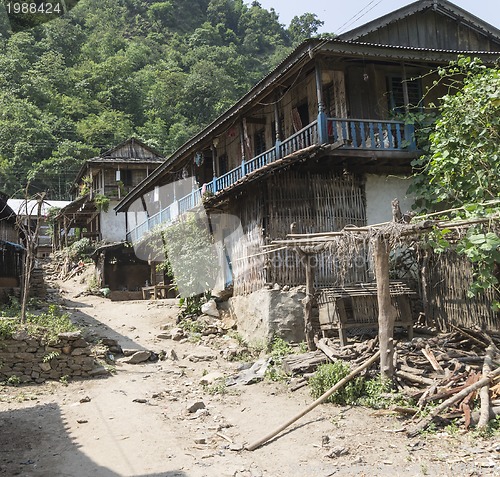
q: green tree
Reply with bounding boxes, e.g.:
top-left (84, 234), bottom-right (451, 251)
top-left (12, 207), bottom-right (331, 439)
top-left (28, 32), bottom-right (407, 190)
top-left (288, 13), bottom-right (324, 44)
top-left (411, 57), bottom-right (500, 306)
top-left (421, 58), bottom-right (500, 206)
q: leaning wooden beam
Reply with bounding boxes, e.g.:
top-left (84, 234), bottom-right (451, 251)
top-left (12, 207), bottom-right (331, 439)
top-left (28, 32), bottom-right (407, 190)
top-left (246, 351), bottom-right (380, 451)
top-left (233, 246), bottom-right (288, 262)
top-left (407, 364), bottom-right (500, 437)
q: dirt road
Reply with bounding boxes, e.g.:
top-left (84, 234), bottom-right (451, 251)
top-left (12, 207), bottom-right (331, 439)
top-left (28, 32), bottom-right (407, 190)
top-left (0, 275), bottom-right (498, 476)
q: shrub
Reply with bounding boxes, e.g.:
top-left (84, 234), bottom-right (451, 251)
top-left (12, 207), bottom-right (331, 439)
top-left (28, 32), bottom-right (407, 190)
top-left (309, 361), bottom-right (365, 405)
top-left (0, 304), bottom-right (78, 344)
top-left (67, 238), bottom-right (93, 262)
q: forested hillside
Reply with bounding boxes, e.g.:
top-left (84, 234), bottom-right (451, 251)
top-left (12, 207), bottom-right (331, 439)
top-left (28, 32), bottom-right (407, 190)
top-left (0, 0), bottom-right (324, 199)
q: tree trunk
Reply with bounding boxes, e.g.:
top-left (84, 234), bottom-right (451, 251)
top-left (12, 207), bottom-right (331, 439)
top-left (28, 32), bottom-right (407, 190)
top-left (19, 194), bottom-right (44, 323)
top-left (373, 236), bottom-right (397, 380)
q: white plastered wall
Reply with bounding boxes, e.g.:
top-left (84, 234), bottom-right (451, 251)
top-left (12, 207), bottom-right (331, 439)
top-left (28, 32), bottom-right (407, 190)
top-left (365, 174), bottom-right (415, 225)
top-left (100, 201), bottom-right (127, 242)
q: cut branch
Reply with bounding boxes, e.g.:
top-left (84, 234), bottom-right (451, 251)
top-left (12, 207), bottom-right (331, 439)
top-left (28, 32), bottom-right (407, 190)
top-left (407, 364), bottom-right (500, 437)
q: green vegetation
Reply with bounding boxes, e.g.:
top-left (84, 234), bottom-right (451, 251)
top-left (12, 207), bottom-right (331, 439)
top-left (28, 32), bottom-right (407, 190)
top-left (409, 58), bottom-right (500, 307)
top-left (0, 302), bottom-right (78, 344)
top-left (471, 415), bottom-right (500, 439)
top-left (308, 362), bottom-right (415, 408)
top-left (309, 361), bottom-right (365, 405)
top-left (42, 350), bottom-right (60, 363)
top-left (160, 213), bottom-right (218, 301)
top-left (412, 58), bottom-right (500, 207)
top-left (66, 237), bottom-right (94, 262)
top-left (0, 0), bottom-right (326, 199)
top-left (265, 337), bottom-right (293, 382)
top-left (204, 377), bottom-right (228, 395)
top-left (93, 193), bottom-right (110, 212)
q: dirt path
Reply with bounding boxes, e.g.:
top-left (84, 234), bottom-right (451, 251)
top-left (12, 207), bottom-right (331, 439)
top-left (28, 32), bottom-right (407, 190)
top-left (0, 273), bottom-right (499, 476)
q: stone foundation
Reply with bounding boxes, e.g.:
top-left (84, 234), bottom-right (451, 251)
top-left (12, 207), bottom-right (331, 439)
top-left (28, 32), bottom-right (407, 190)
top-left (0, 330), bottom-right (105, 384)
top-left (228, 287), bottom-right (306, 345)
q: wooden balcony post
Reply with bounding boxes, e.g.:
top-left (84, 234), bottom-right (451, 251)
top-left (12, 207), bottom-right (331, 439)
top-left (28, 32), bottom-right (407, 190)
top-left (274, 95), bottom-right (282, 159)
top-left (315, 61), bottom-right (328, 144)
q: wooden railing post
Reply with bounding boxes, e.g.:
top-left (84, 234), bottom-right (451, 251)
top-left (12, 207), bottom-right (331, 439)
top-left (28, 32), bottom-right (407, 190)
top-left (405, 123), bottom-right (416, 150)
top-left (318, 111), bottom-right (328, 144)
top-left (275, 139), bottom-right (282, 159)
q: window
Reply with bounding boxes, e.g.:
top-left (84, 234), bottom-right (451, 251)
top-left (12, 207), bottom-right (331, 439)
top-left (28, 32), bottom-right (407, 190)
top-left (120, 169), bottom-right (133, 186)
top-left (218, 154), bottom-right (228, 176)
top-left (254, 129), bottom-right (266, 156)
top-left (387, 76), bottom-right (422, 114)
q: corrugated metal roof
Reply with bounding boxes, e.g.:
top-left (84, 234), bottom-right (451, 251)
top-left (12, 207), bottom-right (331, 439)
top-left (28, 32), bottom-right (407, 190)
top-left (8, 199), bottom-right (70, 216)
top-left (338, 0), bottom-right (500, 43)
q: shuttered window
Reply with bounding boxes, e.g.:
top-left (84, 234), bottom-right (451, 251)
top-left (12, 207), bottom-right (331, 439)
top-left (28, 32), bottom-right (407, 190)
top-left (387, 76), bottom-right (422, 114)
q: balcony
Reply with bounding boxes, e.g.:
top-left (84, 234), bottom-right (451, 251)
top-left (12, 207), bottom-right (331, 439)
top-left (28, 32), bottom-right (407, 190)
top-left (126, 118), bottom-right (415, 243)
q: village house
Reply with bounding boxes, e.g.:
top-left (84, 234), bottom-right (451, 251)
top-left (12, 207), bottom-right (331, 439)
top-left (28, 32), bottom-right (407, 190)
top-left (0, 193), bottom-right (24, 303)
top-left (51, 138), bottom-right (166, 297)
top-left (115, 0), bottom-right (500, 340)
top-left (54, 137), bottom-right (165, 247)
top-left (7, 198), bottom-right (70, 259)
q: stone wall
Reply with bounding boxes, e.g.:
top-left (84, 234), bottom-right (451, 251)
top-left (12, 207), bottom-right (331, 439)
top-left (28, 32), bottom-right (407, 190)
top-left (228, 286), bottom-right (306, 345)
top-left (31, 267), bottom-right (47, 298)
top-left (0, 330), bottom-right (104, 384)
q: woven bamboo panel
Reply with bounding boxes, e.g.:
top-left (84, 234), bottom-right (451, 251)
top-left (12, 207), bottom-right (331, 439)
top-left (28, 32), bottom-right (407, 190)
top-left (265, 169), bottom-right (367, 287)
top-left (425, 250), bottom-right (500, 331)
top-left (228, 190), bottom-right (267, 295)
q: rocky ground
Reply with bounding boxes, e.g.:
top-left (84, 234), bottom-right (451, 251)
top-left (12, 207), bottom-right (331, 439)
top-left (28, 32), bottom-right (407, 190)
top-left (0, 269), bottom-right (499, 477)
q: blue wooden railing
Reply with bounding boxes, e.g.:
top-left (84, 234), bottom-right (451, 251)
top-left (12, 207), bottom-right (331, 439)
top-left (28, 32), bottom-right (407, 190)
top-left (327, 118), bottom-right (415, 150)
top-left (280, 120), bottom-right (319, 157)
top-left (126, 118), bottom-right (415, 242)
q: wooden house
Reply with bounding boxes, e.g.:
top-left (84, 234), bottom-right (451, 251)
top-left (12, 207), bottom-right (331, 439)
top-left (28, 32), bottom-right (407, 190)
top-left (0, 193), bottom-right (24, 302)
top-left (55, 138), bottom-right (165, 246)
top-left (8, 199), bottom-right (70, 258)
top-left (115, 0), bottom-right (500, 299)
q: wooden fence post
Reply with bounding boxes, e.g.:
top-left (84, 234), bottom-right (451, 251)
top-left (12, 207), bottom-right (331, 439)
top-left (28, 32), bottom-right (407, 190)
top-left (373, 235), bottom-right (397, 380)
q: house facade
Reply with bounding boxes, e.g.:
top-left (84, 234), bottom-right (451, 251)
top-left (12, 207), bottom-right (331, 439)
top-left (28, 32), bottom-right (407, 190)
top-left (116, 0), bottom-right (500, 297)
top-left (8, 199), bottom-right (70, 258)
top-left (0, 193), bottom-right (23, 302)
top-left (55, 138), bottom-right (165, 247)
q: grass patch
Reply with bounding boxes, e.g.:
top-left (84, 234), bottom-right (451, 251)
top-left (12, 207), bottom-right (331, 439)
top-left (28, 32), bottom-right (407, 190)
top-left (265, 337), bottom-right (294, 382)
top-left (0, 302), bottom-right (78, 344)
top-left (309, 361), bottom-right (365, 405)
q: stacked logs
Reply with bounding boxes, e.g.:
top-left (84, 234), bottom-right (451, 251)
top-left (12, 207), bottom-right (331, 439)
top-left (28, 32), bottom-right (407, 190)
top-left (282, 327), bottom-right (500, 434)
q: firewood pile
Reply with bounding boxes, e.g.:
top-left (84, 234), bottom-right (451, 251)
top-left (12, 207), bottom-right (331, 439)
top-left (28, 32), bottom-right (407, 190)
top-left (282, 326), bottom-right (500, 434)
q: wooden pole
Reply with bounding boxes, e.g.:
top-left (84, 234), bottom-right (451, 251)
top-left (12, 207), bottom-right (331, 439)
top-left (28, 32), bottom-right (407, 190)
top-left (478, 345), bottom-right (494, 428)
top-left (298, 248), bottom-right (317, 351)
top-left (373, 236), bottom-right (397, 380)
top-left (246, 350), bottom-right (380, 451)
